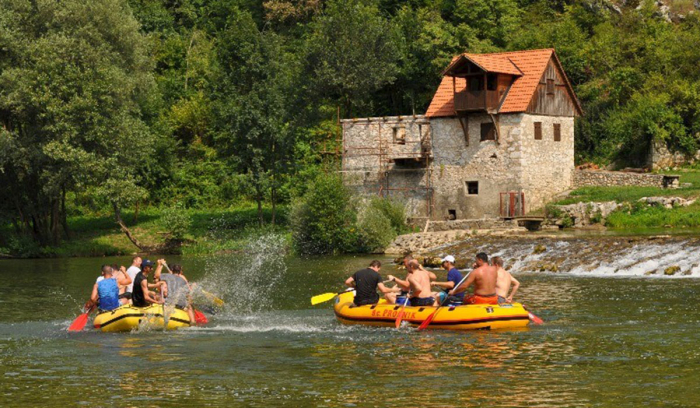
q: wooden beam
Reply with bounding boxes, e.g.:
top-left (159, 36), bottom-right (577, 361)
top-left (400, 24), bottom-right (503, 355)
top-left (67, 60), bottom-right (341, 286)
top-left (458, 116), bottom-right (469, 146)
top-left (489, 113), bottom-right (500, 144)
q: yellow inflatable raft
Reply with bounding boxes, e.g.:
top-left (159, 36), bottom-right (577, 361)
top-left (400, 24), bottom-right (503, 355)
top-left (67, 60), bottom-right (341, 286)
top-left (93, 304), bottom-right (191, 332)
top-left (334, 291), bottom-right (530, 331)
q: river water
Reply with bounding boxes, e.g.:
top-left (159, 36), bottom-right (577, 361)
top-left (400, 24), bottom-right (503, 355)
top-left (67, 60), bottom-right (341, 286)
top-left (1, 235), bottom-right (700, 407)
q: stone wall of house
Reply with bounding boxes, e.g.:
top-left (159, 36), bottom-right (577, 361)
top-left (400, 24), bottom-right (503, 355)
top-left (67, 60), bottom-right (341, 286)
top-left (573, 170), bottom-right (680, 189)
top-left (517, 114), bottom-right (575, 212)
top-left (429, 115), bottom-right (523, 219)
top-left (341, 115), bottom-right (432, 217)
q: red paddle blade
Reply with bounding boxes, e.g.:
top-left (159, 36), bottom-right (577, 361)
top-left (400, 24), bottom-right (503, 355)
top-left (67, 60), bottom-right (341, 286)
top-left (528, 312), bottom-right (544, 325)
top-left (395, 311), bottom-right (405, 329)
top-left (68, 312), bottom-right (90, 332)
top-left (417, 309), bottom-right (439, 331)
top-left (194, 309), bottom-right (208, 325)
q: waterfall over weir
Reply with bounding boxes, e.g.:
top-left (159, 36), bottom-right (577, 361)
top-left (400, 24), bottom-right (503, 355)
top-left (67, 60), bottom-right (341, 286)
top-left (428, 235), bottom-right (700, 278)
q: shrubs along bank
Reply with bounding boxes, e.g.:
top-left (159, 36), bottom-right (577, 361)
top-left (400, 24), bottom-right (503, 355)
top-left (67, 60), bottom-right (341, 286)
top-left (291, 174), bottom-right (409, 255)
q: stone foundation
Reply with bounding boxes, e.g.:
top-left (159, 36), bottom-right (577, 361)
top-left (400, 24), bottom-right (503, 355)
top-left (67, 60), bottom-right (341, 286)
top-left (573, 170), bottom-right (679, 189)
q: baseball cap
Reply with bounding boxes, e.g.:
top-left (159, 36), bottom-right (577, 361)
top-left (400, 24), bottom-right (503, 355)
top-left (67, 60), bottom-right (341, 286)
top-left (441, 255), bottom-right (455, 264)
top-left (141, 259), bottom-right (154, 268)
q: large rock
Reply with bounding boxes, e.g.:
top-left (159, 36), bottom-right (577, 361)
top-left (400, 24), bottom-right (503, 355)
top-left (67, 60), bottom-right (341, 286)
top-left (549, 201), bottom-right (621, 227)
top-left (638, 196), bottom-right (696, 209)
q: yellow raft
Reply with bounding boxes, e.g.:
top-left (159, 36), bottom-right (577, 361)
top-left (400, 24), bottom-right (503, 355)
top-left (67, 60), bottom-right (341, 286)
top-left (334, 291), bottom-right (530, 331)
top-left (93, 304), bottom-right (191, 332)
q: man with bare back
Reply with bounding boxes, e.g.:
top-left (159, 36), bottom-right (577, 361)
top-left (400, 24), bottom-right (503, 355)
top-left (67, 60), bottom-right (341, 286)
top-left (493, 256), bottom-right (520, 304)
top-left (405, 260), bottom-right (436, 307)
top-left (450, 252), bottom-right (498, 305)
top-left (386, 255), bottom-right (437, 305)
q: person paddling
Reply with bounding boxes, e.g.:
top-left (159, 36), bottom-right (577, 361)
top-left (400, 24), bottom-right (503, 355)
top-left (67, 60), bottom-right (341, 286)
top-left (155, 259), bottom-right (195, 323)
top-left (132, 260), bottom-right (165, 308)
top-left (344, 260), bottom-right (393, 306)
top-left (450, 252), bottom-right (498, 305)
top-left (431, 255), bottom-right (464, 305)
top-left (89, 265), bottom-right (130, 312)
top-left (385, 255), bottom-right (437, 304)
top-left (493, 256), bottom-right (520, 304)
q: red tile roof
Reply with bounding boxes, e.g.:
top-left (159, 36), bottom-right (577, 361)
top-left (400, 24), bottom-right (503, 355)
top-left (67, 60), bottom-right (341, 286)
top-left (426, 49), bottom-right (580, 117)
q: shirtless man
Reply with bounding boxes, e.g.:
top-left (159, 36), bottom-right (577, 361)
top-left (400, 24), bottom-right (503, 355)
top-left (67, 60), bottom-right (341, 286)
top-left (406, 260), bottom-right (436, 306)
top-left (385, 255), bottom-right (437, 304)
top-left (493, 256), bottom-right (520, 304)
top-left (450, 252), bottom-right (498, 305)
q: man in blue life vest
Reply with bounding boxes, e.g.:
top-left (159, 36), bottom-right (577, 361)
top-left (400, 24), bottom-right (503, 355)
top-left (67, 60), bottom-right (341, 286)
top-left (89, 265), bottom-right (131, 311)
top-left (431, 255), bottom-right (465, 305)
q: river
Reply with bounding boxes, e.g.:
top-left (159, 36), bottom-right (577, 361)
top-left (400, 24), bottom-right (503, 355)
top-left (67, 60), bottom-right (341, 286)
top-left (1, 235), bottom-right (699, 407)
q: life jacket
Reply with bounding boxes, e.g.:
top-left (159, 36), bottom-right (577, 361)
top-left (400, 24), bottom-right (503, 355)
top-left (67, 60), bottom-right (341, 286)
top-left (97, 278), bottom-right (120, 311)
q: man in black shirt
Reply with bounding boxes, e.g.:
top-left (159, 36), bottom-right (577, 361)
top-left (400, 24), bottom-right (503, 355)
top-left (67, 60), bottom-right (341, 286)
top-left (132, 260), bottom-right (165, 308)
top-left (344, 260), bottom-right (392, 306)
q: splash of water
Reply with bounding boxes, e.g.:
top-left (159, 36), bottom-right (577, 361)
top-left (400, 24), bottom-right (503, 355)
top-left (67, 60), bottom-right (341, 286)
top-left (196, 233), bottom-right (288, 314)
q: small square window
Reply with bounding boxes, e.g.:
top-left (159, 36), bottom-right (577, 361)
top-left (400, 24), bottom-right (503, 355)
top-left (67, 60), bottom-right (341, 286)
top-left (393, 127), bottom-right (405, 145)
top-left (480, 123), bottom-right (495, 141)
top-left (466, 181), bottom-right (479, 195)
top-left (448, 209), bottom-right (457, 220)
top-left (553, 123), bottom-right (561, 142)
top-left (546, 78), bottom-right (555, 95)
top-left (534, 122), bottom-right (542, 140)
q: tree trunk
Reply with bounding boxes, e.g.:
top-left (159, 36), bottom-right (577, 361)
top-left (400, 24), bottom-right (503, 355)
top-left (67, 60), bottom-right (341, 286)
top-left (113, 202), bottom-right (150, 251)
top-left (133, 200), bottom-right (140, 223)
top-left (256, 189), bottom-right (264, 227)
top-left (61, 186), bottom-right (70, 239)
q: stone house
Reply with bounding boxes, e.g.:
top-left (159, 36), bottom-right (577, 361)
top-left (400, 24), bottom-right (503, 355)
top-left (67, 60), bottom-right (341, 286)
top-left (341, 49), bottom-right (582, 222)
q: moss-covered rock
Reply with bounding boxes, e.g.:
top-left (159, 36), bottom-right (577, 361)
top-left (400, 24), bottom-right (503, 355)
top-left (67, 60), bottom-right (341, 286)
top-left (664, 266), bottom-right (681, 275)
top-left (533, 244), bottom-right (547, 254)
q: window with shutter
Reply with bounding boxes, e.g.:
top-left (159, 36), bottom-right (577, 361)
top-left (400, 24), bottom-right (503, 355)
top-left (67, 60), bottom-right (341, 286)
top-left (480, 123), bottom-right (495, 141)
top-left (553, 123), bottom-right (561, 142)
top-left (534, 122), bottom-right (542, 140)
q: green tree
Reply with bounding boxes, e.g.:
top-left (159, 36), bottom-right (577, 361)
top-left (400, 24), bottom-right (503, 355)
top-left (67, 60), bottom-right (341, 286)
top-left (304, 0), bottom-right (399, 117)
top-left (0, 0), bottom-right (157, 246)
top-left (212, 9), bottom-right (296, 225)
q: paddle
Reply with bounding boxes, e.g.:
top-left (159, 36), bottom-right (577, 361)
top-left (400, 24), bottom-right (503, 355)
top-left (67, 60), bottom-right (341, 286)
top-left (193, 307), bottom-right (208, 325)
top-left (523, 305), bottom-right (544, 325)
top-left (202, 290), bottom-right (225, 307)
top-left (417, 270), bottom-right (472, 331)
top-left (68, 303), bottom-right (95, 332)
top-left (394, 292), bottom-right (412, 329)
top-left (311, 280), bottom-right (392, 306)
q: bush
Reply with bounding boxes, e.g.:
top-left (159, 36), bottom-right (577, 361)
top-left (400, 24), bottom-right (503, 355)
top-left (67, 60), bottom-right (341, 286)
top-left (356, 205), bottom-right (395, 253)
top-left (160, 203), bottom-right (192, 240)
top-left (368, 197), bottom-right (408, 235)
top-left (291, 173), bottom-right (358, 255)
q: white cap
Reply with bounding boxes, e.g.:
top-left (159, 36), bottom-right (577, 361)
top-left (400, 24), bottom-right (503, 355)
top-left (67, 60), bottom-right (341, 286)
top-left (441, 255), bottom-right (455, 264)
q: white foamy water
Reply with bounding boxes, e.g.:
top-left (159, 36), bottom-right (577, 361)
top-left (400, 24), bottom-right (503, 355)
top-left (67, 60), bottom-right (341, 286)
top-left (443, 237), bottom-right (700, 278)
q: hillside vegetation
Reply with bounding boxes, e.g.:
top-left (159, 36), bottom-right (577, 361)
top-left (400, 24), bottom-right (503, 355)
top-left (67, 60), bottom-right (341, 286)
top-left (3, 0), bottom-right (700, 256)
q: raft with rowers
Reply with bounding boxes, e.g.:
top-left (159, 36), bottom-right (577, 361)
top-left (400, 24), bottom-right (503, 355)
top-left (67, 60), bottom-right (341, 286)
top-left (325, 252), bottom-right (541, 330)
top-left (72, 257), bottom-right (219, 332)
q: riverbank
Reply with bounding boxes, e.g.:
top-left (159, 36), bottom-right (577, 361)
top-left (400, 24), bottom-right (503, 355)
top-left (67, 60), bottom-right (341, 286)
top-left (0, 205), bottom-right (289, 258)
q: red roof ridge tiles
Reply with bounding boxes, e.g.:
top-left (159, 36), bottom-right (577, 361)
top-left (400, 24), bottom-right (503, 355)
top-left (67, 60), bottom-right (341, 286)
top-left (426, 48), bottom-right (579, 118)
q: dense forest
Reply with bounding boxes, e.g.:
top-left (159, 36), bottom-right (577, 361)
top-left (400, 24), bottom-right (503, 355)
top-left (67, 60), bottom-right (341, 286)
top-left (2, 0), bottom-right (700, 250)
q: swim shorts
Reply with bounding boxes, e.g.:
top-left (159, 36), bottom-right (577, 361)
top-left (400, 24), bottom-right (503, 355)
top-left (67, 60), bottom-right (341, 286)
top-left (410, 297), bottom-right (435, 307)
top-left (119, 292), bottom-right (132, 300)
top-left (464, 294), bottom-right (498, 305)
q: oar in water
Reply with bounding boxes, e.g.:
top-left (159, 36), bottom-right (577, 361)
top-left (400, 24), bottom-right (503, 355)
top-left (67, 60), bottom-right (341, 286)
top-left (417, 270), bottom-right (472, 331)
top-left (394, 292), bottom-right (412, 329)
top-left (523, 305), bottom-right (544, 325)
top-left (202, 290), bottom-right (225, 307)
top-left (68, 303), bottom-right (95, 332)
top-left (311, 280), bottom-right (392, 306)
top-left (193, 307), bottom-right (208, 325)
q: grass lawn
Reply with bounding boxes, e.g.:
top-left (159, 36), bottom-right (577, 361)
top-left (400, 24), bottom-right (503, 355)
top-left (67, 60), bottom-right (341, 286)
top-left (0, 204), bottom-right (290, 258)
top-left (552, 169), bottom-right (700, 229)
